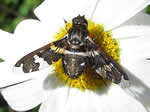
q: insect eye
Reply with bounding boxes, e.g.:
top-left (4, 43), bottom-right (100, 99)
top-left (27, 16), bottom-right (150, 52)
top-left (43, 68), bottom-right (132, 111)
top-left (80, 62), bottom-right (85, 66)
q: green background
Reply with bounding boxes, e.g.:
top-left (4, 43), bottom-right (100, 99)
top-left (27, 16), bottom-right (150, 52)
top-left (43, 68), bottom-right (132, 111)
top-left (0, 0), bottom-right (150, 112)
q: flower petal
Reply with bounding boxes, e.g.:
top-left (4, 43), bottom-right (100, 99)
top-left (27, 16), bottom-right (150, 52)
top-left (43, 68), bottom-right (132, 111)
top-left (92, 0), bottom-right (150, 30)
top-left (66, 88), bottom-right (92, 112)
top-left (0, 62), bottom-right (31, 88)
top-left (12, 20), bottom-right (55, 62)
top-left (70, 86), bottom-right (146, 112)
top-left (1, 72), bottom-right (49, 111)
top-left (120, 71), bottom-right (150, 112)
top-left (34, 0), bottom-right (98, 33)
top-left (112, 25), bottom-right (150, 39)
top-left (0, 29), bottom-right (13, 37)
top-left (120, 36), bottom-right (150, 85)
top-left (106, 85), bottom-right (147, 112)
top-left (39, 74), bottom-right (147, 112)
top-left (0, 20), bottom-right (54, 64)
top-left (122, 10), bottom-right (150, 26)
top-left (39, 85), bottom-right (147, 112)
top-left (120, 35), bottom-right (150, 111)
top-left (39, 87), bottom-right (69, 112)
top-left (0, 30), bottom-right (14, 61)
top-left (0, 61), bottom-right (54, 88)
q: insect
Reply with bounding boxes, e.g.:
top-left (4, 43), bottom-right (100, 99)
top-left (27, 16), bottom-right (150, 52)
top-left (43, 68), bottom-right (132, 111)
top-left (14, 15), bottom-right (129, 84)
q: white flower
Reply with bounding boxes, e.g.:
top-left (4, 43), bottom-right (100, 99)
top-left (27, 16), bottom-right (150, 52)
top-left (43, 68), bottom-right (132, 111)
top-left (0, 0), bottom-right (150, 112)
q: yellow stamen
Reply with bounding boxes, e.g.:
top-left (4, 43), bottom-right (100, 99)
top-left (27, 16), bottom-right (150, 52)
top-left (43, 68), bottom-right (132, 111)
top-left (52, 20), bottom-right (120, 91)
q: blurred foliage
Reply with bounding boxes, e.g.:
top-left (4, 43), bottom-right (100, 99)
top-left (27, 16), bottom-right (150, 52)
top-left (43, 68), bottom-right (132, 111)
top-left (0, 58), bottom-right (4, 62)
top-left (146, 4), bottom-right (150, 14)
top-left (0, 1), bottom-right (43, 112)
top-left (0, 0), bottom-right (44, 33)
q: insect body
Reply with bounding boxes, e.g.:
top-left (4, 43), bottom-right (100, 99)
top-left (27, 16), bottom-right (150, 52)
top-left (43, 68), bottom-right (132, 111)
top-left (14, 15), bottom-right (128, 84)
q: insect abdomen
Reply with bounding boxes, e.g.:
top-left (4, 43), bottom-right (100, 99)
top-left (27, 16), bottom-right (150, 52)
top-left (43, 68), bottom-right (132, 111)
top-left (62, 54), bottom-right (87, 79)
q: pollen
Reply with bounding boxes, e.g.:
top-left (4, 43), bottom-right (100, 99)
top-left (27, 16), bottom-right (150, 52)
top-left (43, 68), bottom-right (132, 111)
top-left (52, 20), bottom-right (120, 91)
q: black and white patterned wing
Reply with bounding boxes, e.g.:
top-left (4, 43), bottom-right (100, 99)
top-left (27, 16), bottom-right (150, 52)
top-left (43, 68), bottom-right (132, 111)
top-left (94, 48), bottom-right (129, 84)
top-left (14, 37), bottom-right (68, 73)
top-left (86, 37), bottom-right (128, 84)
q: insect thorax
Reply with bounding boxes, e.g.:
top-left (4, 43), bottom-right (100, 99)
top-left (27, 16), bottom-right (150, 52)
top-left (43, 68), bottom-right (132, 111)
top-left (67, 15), bottom-right (88, 50)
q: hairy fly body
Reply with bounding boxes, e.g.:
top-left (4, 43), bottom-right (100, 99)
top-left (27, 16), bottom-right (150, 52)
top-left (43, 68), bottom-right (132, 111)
top-left (14, 15), bottom-right (128, 84)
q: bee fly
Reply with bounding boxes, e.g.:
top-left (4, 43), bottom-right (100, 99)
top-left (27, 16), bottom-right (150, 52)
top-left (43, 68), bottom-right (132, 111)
top-left (14, 15), bottom-right (129, 84)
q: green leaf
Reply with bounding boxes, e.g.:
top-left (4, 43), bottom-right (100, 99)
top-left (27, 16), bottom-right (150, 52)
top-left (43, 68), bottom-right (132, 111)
top-left (146, 5), bottom-right (150, 14)
top-left (0, 0), bottom-right (44, 33)
top-left (0, 58), bottom-right (4, 62)
top-left (0, 108), bottom-right (5, 112)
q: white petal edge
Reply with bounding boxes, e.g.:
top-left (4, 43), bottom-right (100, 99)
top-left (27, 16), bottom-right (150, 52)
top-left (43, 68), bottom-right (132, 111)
top-left (0, 29), bottom-right (13, 37)
top-left (112, 25), bottom-right (150, 39)
top-left (120, 35), bottom-right (150, 111)
top-left (0, 30), bottom-right (14, 61)
top-left (122, 10), bottom-right (150, 26)
top-left (0, 62), bottom-right (54, 88)
top-left (92, 0), bottom-right (150, 30)
top-left (1, 76), bottom-right (46, 111)
top-left (1, 19), bottom-right (55, 63)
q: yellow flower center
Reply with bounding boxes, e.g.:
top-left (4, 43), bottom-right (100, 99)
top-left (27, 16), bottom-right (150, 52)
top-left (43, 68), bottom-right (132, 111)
top-left (52, 20), bottom-right (120, 91)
